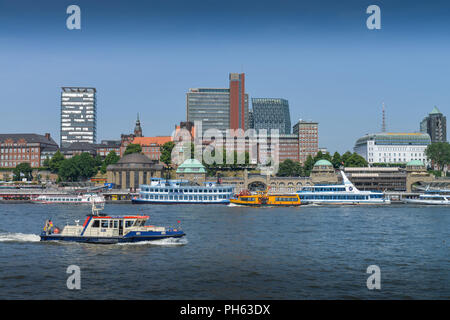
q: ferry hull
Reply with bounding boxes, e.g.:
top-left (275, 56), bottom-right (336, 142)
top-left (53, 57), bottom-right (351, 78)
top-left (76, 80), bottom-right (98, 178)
top-left (132, 199), bottom-right (230, 205)
top-left (403, 199), bottom-right (449, 205)
top-left (40, 231), bottom-right (185, 244)
top-left (229, 200), bottom-right (301, 207)
top-left (300, 200), bottom-right (391, 205)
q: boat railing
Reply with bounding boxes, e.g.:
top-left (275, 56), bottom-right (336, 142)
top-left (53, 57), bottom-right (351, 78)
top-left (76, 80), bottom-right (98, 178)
top-left (91, 201), bottom-right (105, 215)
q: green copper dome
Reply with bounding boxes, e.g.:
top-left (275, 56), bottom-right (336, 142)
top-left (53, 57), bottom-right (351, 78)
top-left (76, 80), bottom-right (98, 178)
top-left (314, 159), bottom-right (333, 166)
top-left (176, 158), bottom-right (206, 173)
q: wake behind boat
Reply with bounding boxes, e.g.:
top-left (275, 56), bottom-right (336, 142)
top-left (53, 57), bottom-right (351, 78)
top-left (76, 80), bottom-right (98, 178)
top-left (296, 170), bottom-right (390, 205)
top-left (40, 202), bottom-right (185, 244)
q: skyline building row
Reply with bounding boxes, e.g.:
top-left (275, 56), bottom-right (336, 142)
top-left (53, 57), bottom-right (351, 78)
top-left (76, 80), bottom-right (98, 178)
top-left (2, 77), bottom-right (448, 170)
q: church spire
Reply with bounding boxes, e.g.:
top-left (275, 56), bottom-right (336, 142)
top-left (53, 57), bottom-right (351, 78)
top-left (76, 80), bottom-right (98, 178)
top-left (134, 113), bottom-right (143, 137)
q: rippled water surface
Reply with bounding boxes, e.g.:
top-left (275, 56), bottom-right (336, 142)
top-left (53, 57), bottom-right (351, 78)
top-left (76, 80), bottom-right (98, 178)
top-left (0, 203), bottom-right (448, 299)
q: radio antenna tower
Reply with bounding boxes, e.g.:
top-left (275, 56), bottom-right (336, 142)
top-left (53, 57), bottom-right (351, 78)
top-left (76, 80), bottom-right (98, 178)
top-left (381, 102), bottom-right (386, 132)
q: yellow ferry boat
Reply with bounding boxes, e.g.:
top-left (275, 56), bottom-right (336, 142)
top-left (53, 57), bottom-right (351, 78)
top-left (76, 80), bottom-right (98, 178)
top-left (230, 188), bottom-right (301, 207)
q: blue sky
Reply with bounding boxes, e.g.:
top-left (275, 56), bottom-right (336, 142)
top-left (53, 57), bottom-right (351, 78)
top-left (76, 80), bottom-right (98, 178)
top-left (0, 0), bottom-right (449, 153)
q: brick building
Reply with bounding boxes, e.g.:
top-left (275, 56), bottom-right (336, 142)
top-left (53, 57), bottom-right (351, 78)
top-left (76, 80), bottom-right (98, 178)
top-left (0, 133), bottom-right (59, 168)
top-left (293, 120), bottom-right (319, 164)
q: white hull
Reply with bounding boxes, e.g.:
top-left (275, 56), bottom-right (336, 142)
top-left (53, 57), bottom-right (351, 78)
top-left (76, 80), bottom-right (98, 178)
top-left (32, 194), bottom-right (105, 204)
top-left (403, 193), bottom-right (449, 205)
top-left (297, 170), bottom-right (390, 205)
top-left (403, 199), bottom-right (450, 205)
top-left (301, 199), bottom-right (391, 205)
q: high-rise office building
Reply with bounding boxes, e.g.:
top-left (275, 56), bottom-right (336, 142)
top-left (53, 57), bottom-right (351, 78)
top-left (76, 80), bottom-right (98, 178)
top-left (186, 73), bottom-right (248, 135)
top-left (293, 120), bottom-right (319, 164)
top-left (229, 73), bottom-right (248, 131)
top-left (60, 87), bottom-right (97, 148)
top-left (251, 98), bottom-right (291, 134)
top-left (186, 88), bottom-right (231, 134)
top-left (420, 106), bottom-right (447, 143)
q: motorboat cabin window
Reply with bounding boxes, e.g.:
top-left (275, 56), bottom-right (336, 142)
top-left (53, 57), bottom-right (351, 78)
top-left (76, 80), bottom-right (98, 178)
top-left (125, 220), bottom-right (134, 228)
top-left (101, 220), bottom-right (109, 228)
top-left (113, 220), bottom-right (118, 228)
top-left (92, 220), bottom-right (100, 228)
top-left (136, 220), bottom-right (146, 226)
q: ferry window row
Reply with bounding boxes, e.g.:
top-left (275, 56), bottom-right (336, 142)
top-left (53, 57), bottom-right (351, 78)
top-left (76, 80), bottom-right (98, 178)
top-left (142, 194), bottom-right (229, 201)
top-left (312, 187), bottom-right (346, 192)
top-left (46, 198), bottom-right (82, 202)
top-left (299, 195), bottom-right (382, 200)
top-left (141, 187), bottom-right (232, 193)
top-left (275, 197), bottom-right (299, 202)
top-left (91, 220), bottom-right (144, 228)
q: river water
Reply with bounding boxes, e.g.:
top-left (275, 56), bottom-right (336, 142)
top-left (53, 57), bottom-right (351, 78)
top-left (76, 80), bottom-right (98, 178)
top-left (0, 203), bottom-right (448, 299)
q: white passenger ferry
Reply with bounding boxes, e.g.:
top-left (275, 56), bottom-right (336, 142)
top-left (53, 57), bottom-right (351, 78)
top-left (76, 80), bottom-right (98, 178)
top-left (132, 178), bottom-right (234, 204)
top-left (33, 193), bottom-right (105, 204)
top-left (403, 194), bottom-right (450, 205)
top-left (296, 171), bottom-right (390, 205)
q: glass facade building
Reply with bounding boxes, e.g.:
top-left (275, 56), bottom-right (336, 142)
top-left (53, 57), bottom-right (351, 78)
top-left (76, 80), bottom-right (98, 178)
top-left (251, 98), bottom-right (291, 134)
top-left (186, 87), bottom-right (249, 135)
top-left (60, 87), bottom-right (97, 148)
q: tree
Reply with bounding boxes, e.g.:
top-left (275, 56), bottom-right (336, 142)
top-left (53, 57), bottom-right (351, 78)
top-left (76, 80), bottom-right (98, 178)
top-left (58, 158), bottom-right (80, 182)
top-left (13, 163), bottom-right (33, 181)
top-left (94, 154), bottom-right (103, 171)
top-left (340, 151), bottom-right (352, 166)
top-left (425, 142), bottom-right (450, 172)
top-left (277, 159), bottom-right (295, 177)
top-left (123, 143), bottom-right (142, 156)
top-left (331, 152), bottom-right (342, 169)
top-left (48, 150), bottom-right (65, 173)
top-left (314, 151), bottom-right (324, 162)
top-left (277, 159), bottom-right (303, 177)
top-left (74, 153), bottom-right (97, 179)
top-left (100, 151), bottom-right (120, 174)
top-left (303, 155), bottom-right (316, 176)
top-left (345, 153), bottom-right (368, 167)
top-left (43, 156), bottom-right (51, 169)
top-left (58, 153), bottom-right (98, 182)
top-left (159, 141), bottom-right (176, 168)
